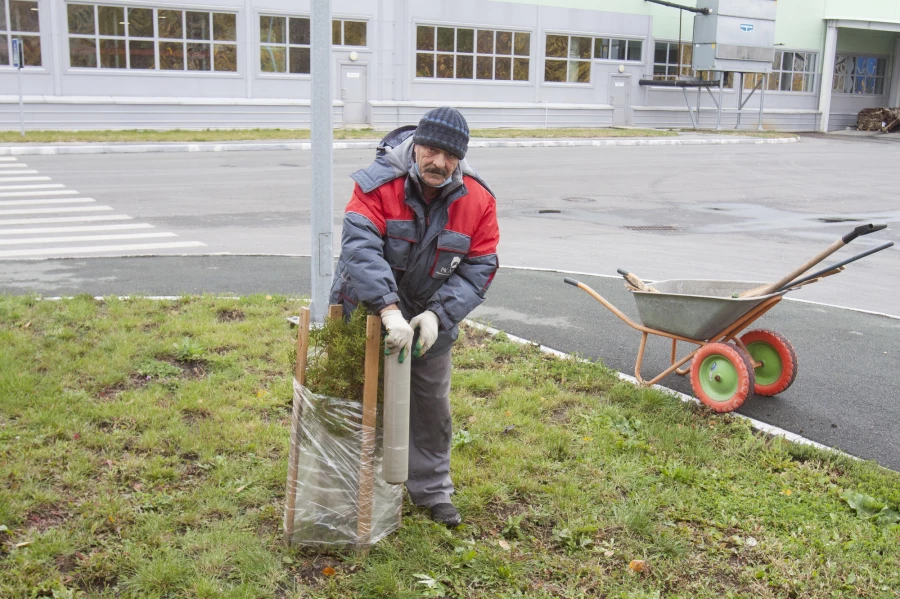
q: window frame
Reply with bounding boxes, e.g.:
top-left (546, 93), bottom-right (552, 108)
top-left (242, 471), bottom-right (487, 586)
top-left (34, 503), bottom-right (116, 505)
top-left (1, 0), bottom-right (43, 69)
top-left (412, 21), bottom-right (533, 85)
top-left (64, 2), bottom-right (238, 75)
top-left (255, 13), bottom-right (368, 78)
top-left (593, 35), bottom-right (644, 63)
top-left (543, 31), bottom-right (647, 86)
top-left (258, 12), bottom-right (311, 77)
top-left (764, 49), bottom-right (818, 94)
top-left (833, 53), bottom-right (888, 96)
top-left (649, 40), bottom-right (721, 84)
top-left (542, 32), bottom-right (593, 86)
top-left (332, 17), bottom-right (367, 48)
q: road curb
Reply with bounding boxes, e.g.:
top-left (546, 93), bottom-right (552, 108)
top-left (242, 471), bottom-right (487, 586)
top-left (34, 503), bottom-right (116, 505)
top-left (462, 319), bottom-right (860, 462)
top-left (0, 135), bottom-right (799, 156)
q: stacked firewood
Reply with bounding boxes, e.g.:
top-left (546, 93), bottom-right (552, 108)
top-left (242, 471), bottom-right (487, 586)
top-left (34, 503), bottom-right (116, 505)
top-left (857, 107), bottom-right (900, 132)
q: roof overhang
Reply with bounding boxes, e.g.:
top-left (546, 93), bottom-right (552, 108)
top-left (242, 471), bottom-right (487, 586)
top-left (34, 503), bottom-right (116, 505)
top-left (826, 18), bottom-right (900, 33)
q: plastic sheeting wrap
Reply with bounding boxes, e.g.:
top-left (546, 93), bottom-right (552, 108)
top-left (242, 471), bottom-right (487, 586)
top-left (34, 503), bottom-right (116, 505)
top-left (285, 378), bottom-right (403, 548)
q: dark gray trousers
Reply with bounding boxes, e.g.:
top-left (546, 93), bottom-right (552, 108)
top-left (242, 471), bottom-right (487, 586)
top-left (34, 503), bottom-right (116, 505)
top-left (405, 350), bottom-right (454, 508)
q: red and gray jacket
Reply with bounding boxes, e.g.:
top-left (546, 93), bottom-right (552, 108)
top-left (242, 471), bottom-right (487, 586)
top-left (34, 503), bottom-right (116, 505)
top-left (329, 126), bottom-right (500, 357)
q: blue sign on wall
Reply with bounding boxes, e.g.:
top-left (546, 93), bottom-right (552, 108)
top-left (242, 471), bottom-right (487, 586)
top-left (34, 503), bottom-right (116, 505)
top-left (740, 24), bottom-right (755, 32)
top-left (11, 38), bottom-right (22, 68)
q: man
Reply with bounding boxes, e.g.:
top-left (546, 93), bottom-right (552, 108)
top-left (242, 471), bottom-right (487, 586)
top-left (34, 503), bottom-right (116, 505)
top-left (330, 107), bottom-right (499, 527)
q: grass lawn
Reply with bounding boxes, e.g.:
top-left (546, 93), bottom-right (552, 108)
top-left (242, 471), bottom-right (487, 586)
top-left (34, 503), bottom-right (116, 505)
top-left (1, 295), bottom-right (898, 598)
top-left (0, 128), bottom-right (684, 144)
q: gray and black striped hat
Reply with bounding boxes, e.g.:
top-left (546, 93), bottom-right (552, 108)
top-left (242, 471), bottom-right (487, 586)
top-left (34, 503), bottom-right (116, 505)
top-left (413, 107), bottom-right (470, 159)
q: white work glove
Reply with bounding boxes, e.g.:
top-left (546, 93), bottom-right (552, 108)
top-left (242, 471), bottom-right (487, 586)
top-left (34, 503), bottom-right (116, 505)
top-left (410, 310), bottom-right (440, 357)
top-left (381, 309), bottom-right (414, 363)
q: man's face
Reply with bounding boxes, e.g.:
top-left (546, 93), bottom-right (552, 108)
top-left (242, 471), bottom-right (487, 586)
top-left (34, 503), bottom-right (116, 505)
top-left (414, 144), bottom-right (460, 187)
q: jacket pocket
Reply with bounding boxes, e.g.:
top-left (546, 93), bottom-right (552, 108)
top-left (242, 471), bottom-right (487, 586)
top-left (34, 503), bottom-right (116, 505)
top-left (384, 220), bottom-right (417, 271)
top-left (431, 230), bottom-right (471, 280)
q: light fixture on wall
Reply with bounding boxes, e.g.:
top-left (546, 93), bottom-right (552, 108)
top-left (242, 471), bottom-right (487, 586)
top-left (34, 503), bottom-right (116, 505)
top-left (618, 64), bottom-right (625, 73)
top-left (349, 51), bottom-right (359, 61)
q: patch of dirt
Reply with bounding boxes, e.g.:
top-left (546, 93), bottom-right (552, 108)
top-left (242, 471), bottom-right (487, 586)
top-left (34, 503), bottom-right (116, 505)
top-left (180, 407), bottom-right (213, 423)
top-left (217, 308), bottom-right (246, 322)
top-left (97, 374), bottom-right (151, 401)
top-left (550, 407), bottom-right (569, 424)
top-left (167, 358), bottom-right (207, 378)
top-left (293, 554), bottom-right (344, 586)
top-left (458, 323), bottom-right (493, 348)
top-left (488, 501), bottom-right (528, 523)
top-left (23, 505), bottom-right (71, 533)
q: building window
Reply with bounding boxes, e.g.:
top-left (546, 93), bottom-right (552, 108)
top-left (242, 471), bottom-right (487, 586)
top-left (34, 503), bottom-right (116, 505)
top-left (652, 41), bottom-right (722, 83)
top-left (333, 19), bottom-right (366, 46)
top-left (834, 55), bottom-right (886, 95)
top-left (595, 37), bottom-right (642, 62)
top-left (66, 4), bottom-right (236, 71)
top-left (260, 16), bottom-right (310, 73)
top-left (416, 25), bottom-right (530, 81)
top-left (1, 0), bottom-right (42, 67)
top-left (653, 41), bottom-right (694, 81)
top-left (761, 50), bottom-right (816, 92)
top-left (544, 34), bottom-right (591, 83)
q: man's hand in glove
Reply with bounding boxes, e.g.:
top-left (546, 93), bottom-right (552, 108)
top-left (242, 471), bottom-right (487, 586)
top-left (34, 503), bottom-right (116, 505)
top-left (380, 307), bottom-right (414, 363)
top-left (410, 310), bottom-right (439, 357)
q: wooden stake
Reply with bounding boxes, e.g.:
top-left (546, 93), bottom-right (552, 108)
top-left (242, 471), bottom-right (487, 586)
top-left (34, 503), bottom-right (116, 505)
top-left (328, 304), bottom-right (344, 321)
top-left (284, 307), bottom-right (311, 546)
top-left (356, 314), bottom-right (381, 553)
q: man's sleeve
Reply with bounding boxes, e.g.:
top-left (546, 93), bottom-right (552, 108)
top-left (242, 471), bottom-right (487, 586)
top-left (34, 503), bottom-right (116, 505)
top-left (340, 183), bottom-right (400, 312)
top-left (426, 199), bottom-right (499, 330)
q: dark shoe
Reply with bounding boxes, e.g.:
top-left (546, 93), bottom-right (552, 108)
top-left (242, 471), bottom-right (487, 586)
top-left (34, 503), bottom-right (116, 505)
top-left (430, 503), bottom-right (462, 527)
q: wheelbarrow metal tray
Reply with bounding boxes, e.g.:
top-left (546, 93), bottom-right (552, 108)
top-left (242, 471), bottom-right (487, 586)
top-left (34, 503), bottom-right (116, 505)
top-left (631, 280), bottom-right (786, 340)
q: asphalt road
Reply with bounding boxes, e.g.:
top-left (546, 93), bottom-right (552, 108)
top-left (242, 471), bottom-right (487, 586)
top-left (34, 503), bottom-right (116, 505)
top-left (1, 255), bottom-right (897, 471)
top-left (6, 135), bottom-right (899, 314)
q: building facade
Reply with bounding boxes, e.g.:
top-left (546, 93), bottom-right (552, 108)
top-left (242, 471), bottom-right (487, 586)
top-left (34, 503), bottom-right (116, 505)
top-left (1, 0), bottom-right (898, 131)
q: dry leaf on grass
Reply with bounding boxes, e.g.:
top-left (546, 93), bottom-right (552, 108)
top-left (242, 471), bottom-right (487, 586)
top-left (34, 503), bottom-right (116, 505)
top-left (628, 559), bottom-right (646, 573)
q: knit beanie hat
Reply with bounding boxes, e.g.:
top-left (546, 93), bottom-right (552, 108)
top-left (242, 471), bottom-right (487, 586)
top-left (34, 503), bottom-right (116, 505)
top-left (413, 107), bottom-right (470, 159)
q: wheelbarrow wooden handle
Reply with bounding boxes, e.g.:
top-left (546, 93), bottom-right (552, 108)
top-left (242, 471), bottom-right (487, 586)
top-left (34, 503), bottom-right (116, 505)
top-left (616, 268), bottom-right (659, 293)
top-left (739, 223), bottom-right (887, 298)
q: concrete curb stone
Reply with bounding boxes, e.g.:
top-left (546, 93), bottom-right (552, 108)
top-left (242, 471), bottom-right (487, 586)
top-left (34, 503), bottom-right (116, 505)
top-left (0, 135), bottom-right (799, 156)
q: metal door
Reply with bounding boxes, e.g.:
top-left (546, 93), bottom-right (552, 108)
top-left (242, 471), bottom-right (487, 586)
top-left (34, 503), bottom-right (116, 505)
top-left (340, 64), bottom-right (367, 125)
top-left (609, 75), bottom-right (631, 126)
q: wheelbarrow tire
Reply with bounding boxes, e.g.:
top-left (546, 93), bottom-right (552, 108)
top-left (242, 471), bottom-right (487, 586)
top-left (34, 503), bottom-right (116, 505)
top-left (739, 329), bottom-right (798, 396)
top-left (690, 342), bottom-right (755, 413)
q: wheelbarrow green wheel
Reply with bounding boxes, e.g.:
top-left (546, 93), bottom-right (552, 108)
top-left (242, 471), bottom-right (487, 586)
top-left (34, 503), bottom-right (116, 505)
top-left (690, 342), bottom-right (755, 413)
top-left (739, 329), bottom-right (798, 396)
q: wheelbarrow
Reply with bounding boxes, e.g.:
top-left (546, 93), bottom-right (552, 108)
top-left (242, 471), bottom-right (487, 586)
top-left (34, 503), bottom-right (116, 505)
top-left (563, 226), bottom-right (892, 413)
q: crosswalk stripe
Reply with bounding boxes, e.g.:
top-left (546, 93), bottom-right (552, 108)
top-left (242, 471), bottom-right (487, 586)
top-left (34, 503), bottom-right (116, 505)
top-left (0, 198), bottom-right (96, 207)
top-left (0, 241), bottom-right (207, 258)
top-left (0, 164), bottom-right (27, 169)
top-left (0, 232), bottom-right (178, 245)
top-left (0, 206), bottom-right (113, 216)
top-left (0, 190), bottom-right (80, 198)
top-left (0, 157), bottom-right (17, 162)
top-left (0, 223), bottom-right (154, 235)
top-left (0, 170), bottom-right (39, 175)
top-left (0, 176), bottom-right (51, 183)
top-left (0, 214), bottom-right (132, 225)
top-left (0, 183), bottom-right (65, 191)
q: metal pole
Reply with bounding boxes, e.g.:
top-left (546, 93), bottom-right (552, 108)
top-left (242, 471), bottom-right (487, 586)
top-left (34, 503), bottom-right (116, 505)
top-left (697, 84), bottom-right (702, 128)
top-left (736, 73), bottom-right (743, 129)
top-left (716, 72), bottom-right (724, 130)
top-left (14, 38), bottom-right (25, 137)
top-left (677, 10), bottom-right (682, 79)
top-left (758, 73), bottom-right (766, 131)
top-left (310, 0), bottom-right (334, 324)
top-left (17, 65), bottom-right (25, 137)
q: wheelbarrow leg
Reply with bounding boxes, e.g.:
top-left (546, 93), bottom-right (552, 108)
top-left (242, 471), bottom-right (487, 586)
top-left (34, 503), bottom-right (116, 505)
top-left (673, 339), bottom-right (691, 376)
top-left (635, 332), bottom-right (649, 385)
